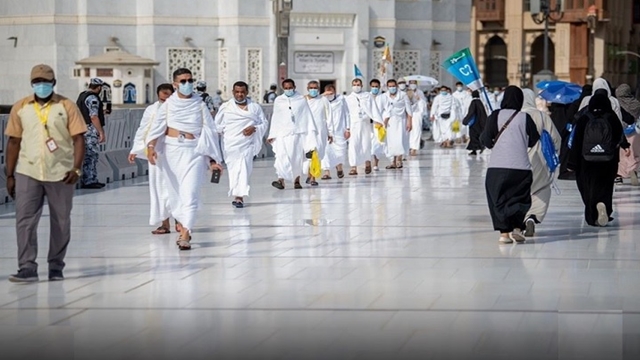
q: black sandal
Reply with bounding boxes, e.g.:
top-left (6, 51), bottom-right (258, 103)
top-left (271, 180), bottom-right (285, 190)
top-left (337, 170), bottom-right (344, 178)
top-left (151, 226), bottom-right (170, 235)
top-left (294, 182), bottom-right (303, 189)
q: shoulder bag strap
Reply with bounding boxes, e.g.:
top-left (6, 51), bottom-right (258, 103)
top-left (493, 110), bottom-right (519, 145)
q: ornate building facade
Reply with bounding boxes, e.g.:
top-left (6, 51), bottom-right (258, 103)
top-left (0, 0), bottom-right (471, 105)
top-left (471, 0), bottom-right (640, 88)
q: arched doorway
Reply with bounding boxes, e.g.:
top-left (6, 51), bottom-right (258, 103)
top-left (531, 34), bottom-right (555, 75)
top-left (484, 36), bottom-right (508, 88)
top-left (123, 83), bottom-right (137, 104)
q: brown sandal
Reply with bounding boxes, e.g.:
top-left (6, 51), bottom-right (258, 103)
top-left (177, 239), bottom-right (191, 250)
top-left (365, 166), bottom-right (372, 174)
top-left (349, 170), bottom-right (358, 176)
top-left (151, 226), bottom-right (170, 235)
top-left (175, 221), bottom-right (183, 233)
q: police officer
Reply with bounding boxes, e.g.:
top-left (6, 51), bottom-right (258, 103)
top-left (76, 78), bottom-right (107, 189)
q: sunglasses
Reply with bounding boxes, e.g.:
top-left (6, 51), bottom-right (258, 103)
top-left (179, 79), bottom-right (194, 84)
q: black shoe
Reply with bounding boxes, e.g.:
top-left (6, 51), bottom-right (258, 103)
top-left (9, 269), bottom-right (39, 283)
top-left (271, 181), bottom-right (284, 190)
top-left (49, 269), bottom-right (64, 281)
top-left (97, 182), bottom-right (106, 188)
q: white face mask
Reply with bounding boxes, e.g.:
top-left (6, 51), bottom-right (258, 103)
top-left (399, 83), bottom-right (407, 91)
top-left (409, 84), bottom-right (417, 90)
top-left (352, 86), bottom-right (362, 93)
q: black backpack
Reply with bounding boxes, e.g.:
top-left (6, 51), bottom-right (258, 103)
top-left (581, 111), bottom-right (614, 162)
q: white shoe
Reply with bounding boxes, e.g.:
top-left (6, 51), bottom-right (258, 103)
top-left (631, 171), bottom-right (639, 186)
top-left (511, 229), bottom-right (526, 243)
top-left (373, 166), bottom-right (379, 171)
top-left (499, 236), bottom-right (513, 244)
top-left (596, 202), bottom-right (608, 227)
top-left (524, 218), bottom-right (535, 237)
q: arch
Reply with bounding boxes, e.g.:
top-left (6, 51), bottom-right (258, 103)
top-left (484, 36), bottom-right (508, 88)
top-left (530, 34), bottom-right (555, 75)
top-left (100, 83), bottom-right (112, 103)
top-left (123, 82), bottom-right (137, 104)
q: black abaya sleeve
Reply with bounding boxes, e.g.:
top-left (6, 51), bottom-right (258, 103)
top-left (567, 117), bottom-right (586, 171)
top-left (525, 114), bottom-right (540, 148)
top-left (481, 111), bottom-right (500, 149)
top-left (462, 101), bottom-right (477, 126)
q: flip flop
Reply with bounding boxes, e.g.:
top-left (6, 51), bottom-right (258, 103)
top-left (365, 166), bottom-right (372, 174)
top-left (337, 171), bottom-right (344, 178)
top-left (232, 200), bottom-right (244, 208)
top-left (271, 180), bottom-right (285, 190)
top-left (321, 175), bottom-right (332, 180)
top-left (310, 181), bottom-right (319, 186)
top-left (294, 182), bottom-right (303, 189)
top-left (349, 170), bottom-right (358, 176)
top-left (177, 239), bottom-right (191, 251)
top-left (385, 165), bottom-right (397, 169)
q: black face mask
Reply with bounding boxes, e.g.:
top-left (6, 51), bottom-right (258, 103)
top-left (235, 98), bottom-right (247, 104)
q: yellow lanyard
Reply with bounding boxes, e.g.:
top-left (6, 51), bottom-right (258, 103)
top-left (33, 102), bottom-right (51, 137)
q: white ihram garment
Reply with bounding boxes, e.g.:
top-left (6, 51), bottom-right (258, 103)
top-left (215, 99), bottom-right (268, 198)
top-left (322, 94), bottom-right (349, 169)
top-left (130, 101), bottom-right (171, 225)
top-left (408, 93), bottom-right (427, 150)
top-left (372, 94), bottom-right (390, 158)
top-left (145, 93), bottom-right (222, 231)
top-left (453, 90), bottom-right (472, 138)
top-left (430, 94), bottom-right (458, 143)
top-left (303, 95), bottom-right (331, 176)
top-left (269, 92), bottom-right (318, 182)
top-left (345, 91), bottom-right (383, 167)
top-left (383, 91), bottom-right (412, 157)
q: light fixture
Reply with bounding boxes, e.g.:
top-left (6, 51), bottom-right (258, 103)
top-left (401, 38), bottom-right (410, 46)
top-left (360, 39), bottom-right (369, 46)
top-left (184, 36), bottom-right (193, 43)
top-left (7, 36), bottom-right (17, 47)
top-left (215, 38), bottom-right (225, 47)
top-left (432, 39), bottom-right (441, 47)
top-left (109, 36), bottom-right (119, 44)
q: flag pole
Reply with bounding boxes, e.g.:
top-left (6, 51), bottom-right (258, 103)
top-left (481, 87), bottom-right (494, 113)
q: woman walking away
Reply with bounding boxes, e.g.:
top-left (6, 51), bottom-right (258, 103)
top-left (481, 86), bottom-right (540, 244)
top-left (462, 90), bottom-right (487, 156)
top-left (560, 85), bottom-right (592, 180)
top-left (568, 93), bottom-right (630, 227)
top-left (521, 89), bottom-right (562, 236)
top-left (616, 84), bottom-right (640, 185)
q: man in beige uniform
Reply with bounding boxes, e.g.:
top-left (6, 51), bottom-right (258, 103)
top-left (5, 64), bottom-right (87, 282)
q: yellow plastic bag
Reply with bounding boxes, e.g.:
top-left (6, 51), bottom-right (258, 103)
top-left (452, 119), bottom-right (461, 133)
top-left (310, 150), bottom-right (322, 178)
top-left (375, 123), bottom-right (387, 143)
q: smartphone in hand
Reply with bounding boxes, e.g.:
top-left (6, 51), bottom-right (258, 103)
top-left (210, 169), bottom-right (221, 184)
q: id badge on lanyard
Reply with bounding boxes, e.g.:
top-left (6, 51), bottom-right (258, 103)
top-left (34, 103), bottom-right (58, 152)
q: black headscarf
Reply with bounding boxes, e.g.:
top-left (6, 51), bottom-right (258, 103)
top-left (500, 86), bottom-right (524, 110)
top-left (589, 93), bottom-right (613, 114)
top-left (471, 90), bottom-right (480, 99)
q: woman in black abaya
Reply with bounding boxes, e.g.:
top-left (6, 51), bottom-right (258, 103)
top-left (462, 90), bottom-right (487, 155)
top-left (568, 93), bottom-right (630, 227)
top-left (559, 85), bottom-right (592, 180)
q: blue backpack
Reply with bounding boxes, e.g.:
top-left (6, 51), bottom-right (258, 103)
top-left (541, 129), bottom-right (560, 173)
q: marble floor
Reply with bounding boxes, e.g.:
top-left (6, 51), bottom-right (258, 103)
top-left (1, 144), bottom-right (639, 360)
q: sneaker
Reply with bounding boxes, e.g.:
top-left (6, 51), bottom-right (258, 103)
top-left (9, 269), bottom-right (39, 283)
top-left (596, 202), bottom-right (608, 227)
top-left (524, 218), bottom-right (536, 237)
top-left (49, 269), bottom-right (64, 281)
top-left (499, 236), bottom-right (513, 244)
top-left (511, 229), bottom-right (526, 243)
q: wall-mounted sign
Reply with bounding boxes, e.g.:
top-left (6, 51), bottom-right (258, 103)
top-left (294, 52), bottom-right (334, 74)
top-left (113, 79), bottom-right (123, 88)
top-left (374, 36), bottom-right (386, 49)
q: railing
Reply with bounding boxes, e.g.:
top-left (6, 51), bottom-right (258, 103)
top-left (0, 104), bottom-right (275, 204)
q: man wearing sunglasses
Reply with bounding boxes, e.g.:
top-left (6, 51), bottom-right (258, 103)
top-left (145, 68), bottom-right (223, 250)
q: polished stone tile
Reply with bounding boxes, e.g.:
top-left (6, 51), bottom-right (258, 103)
top-left (0, 144), bottom-right (639, 358)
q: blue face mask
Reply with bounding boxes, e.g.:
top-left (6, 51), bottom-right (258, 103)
top-left (33, 82), bottom-right (54, 99)
top-left (284, 89), bottom-right (295, 97)
top-left (388, 87), bottom-right (397, 95)
top-left (178, 82), bottom-right (194, 96)
top-left (308, 89), bottom-right (319, 98)
top-left (370, 88), bottom-right (380, 95)
top-left (440, 91), bottom-right (448, 96)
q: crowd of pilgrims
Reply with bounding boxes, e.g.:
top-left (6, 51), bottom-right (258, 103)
top-left (131, 70), bottom-right (640, 249)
